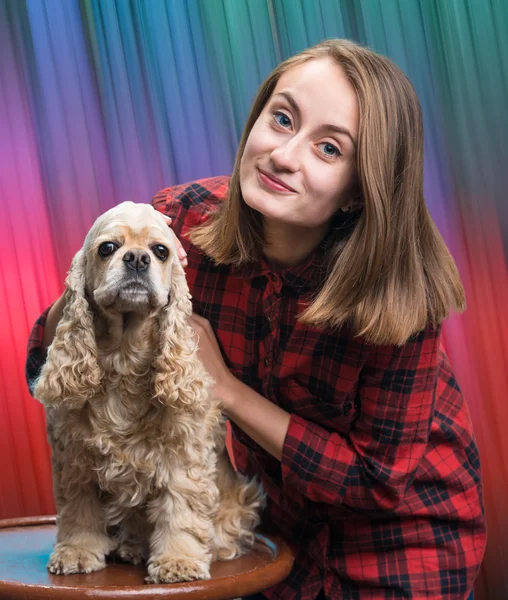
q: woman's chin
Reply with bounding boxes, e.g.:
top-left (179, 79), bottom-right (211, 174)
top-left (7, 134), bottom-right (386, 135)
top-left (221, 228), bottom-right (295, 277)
top-left (243, 185), bottom-right (289, 221)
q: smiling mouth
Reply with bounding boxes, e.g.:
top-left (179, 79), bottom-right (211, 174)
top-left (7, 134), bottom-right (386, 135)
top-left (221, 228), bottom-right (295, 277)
top-left (257, 169), bottom-right (296, 193)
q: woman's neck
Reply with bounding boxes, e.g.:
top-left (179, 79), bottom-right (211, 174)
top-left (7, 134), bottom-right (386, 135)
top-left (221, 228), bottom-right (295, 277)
top-left (262, 219), bottom-right (330, 270)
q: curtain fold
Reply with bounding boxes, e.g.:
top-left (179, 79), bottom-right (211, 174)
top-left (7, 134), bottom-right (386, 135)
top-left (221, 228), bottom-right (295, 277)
top-left (1, 1), bottom-right (506, 597)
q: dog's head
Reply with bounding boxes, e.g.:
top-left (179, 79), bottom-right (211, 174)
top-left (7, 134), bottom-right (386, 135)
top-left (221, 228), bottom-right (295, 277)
top-left (82, 202), bottom-right (184, 316)
top-left (34, 203), bottom-right (199, 409)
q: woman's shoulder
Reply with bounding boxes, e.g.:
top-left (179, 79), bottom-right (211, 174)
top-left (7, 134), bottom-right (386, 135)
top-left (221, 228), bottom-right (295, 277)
top-left (151, 175), bottom-right (230, 236)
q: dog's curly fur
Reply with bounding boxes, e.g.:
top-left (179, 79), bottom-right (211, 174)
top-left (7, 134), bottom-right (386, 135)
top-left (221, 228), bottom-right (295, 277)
top-left (33, 202), bottom-right (264, 584)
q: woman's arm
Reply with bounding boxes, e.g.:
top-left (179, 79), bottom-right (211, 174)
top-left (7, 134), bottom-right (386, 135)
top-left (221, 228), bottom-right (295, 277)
top-left (189, 314), bottom-right (291, 459)
top-left (26, 303), bottom-right (54, 394)
top-left (279, 329), bottom-right (440, 511)
top-left (224, 378), bottom-right (290, 461)
top-left (190, 313), bottom-right (442, 512)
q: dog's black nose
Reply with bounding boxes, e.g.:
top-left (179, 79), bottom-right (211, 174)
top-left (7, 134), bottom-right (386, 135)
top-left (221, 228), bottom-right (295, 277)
top-left (123, 249), bottom-right (151, 272)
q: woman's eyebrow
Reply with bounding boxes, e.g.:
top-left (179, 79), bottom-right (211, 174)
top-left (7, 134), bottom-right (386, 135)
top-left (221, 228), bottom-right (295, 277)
top-left (274, 91), bottom-right (302, 120)
top-left (273, 91), bottom-right (357, 150)
top-left (325, 124), bottom-right (357, 151)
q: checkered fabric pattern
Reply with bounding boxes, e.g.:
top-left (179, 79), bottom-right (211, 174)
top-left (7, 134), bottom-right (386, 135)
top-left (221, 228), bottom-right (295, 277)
top-left (26, 176), bottom-right (486, 599)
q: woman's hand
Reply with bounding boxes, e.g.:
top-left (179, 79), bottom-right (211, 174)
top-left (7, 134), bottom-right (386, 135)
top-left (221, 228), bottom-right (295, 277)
top-left (189, 312), bottom-right (291, 460)
top-left (189, 315), bottom-right (291, 461)
top-left (161, 215), bottom-right (188, 267)
top-left (188, 313), bottom-right (238, 409)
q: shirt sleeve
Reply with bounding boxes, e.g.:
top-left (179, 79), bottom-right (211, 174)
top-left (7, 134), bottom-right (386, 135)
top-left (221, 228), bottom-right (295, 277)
top-left (151, 187), bottom-right (184, 227)
top-left (150, 176), bottom-right (229, 239)
top-left (280, 325), bottom-right (440, 512)
top-left (25, 305), bottom-right (52, 395)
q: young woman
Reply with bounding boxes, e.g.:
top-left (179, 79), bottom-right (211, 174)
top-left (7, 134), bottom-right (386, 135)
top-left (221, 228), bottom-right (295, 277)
top-left (27, 40), bottom-right (486, 599)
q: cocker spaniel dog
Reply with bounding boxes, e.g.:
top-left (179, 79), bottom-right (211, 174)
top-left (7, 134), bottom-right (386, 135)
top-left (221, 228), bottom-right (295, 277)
top-left (33, 202), bottom-right (264, 584)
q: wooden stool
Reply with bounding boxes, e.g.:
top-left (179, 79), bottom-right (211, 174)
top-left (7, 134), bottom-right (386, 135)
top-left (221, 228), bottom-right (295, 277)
top-left (0, 516), bottom-right (293, 599)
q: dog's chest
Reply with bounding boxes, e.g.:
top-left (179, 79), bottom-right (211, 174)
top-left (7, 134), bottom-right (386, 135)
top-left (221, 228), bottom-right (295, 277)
top-left (86, 389), bottom-right (170, 502)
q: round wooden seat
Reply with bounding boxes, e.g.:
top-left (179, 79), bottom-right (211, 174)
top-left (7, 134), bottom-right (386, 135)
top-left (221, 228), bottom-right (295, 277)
top-left (0, 516), bottom-right (293, 599)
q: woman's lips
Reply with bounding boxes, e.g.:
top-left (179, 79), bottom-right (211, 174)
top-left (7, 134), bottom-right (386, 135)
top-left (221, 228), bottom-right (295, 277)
top-left (257, 169), bottom-right (296, 193)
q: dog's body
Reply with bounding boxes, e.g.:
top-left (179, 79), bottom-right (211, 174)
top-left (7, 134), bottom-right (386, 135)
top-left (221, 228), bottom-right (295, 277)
top-left (34, 202), bottom-right (264, 583)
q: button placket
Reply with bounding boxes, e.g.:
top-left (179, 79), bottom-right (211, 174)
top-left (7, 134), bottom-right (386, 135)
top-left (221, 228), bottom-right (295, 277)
top-left (262, 274), bottom-right (282, 374)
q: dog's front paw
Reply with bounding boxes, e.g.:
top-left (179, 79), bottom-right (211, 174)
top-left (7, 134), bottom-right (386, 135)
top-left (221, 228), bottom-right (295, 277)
top-left (48, 543), bottom-right (106, 574)
top-left (146, 556), bottom-right (210, 583)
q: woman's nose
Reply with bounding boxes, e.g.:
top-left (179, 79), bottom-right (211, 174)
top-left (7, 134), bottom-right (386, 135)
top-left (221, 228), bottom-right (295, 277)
top-left (270, 138), bottom-right (301, 172)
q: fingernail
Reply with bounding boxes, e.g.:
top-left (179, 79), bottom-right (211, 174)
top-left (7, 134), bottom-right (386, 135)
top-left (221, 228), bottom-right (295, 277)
top-left (182, 258), bottom-right (188, 267)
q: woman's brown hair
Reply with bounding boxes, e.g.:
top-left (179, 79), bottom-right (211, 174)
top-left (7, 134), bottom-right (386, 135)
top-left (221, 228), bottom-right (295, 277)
top-left (190, 39), bottom-right (465, 345)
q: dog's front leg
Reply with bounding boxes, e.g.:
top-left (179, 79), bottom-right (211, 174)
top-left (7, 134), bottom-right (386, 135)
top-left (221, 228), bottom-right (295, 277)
top-left (146, 469), bottom-right (219, 584)
top-left (48, 480), bottom-right (115, 575)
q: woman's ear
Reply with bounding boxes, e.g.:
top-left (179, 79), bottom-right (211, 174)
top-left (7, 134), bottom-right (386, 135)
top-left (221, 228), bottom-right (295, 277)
top-left (33, 249), bottom-right (103, 409)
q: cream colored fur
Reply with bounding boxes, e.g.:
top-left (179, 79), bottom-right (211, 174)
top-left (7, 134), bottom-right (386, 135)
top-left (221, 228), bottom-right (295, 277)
top-left (34, 202), bottom-right (264, 583)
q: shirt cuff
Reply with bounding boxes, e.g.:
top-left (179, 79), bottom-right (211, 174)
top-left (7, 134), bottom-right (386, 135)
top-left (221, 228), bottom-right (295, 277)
top-left (280, 413), bottom-right (355, 505)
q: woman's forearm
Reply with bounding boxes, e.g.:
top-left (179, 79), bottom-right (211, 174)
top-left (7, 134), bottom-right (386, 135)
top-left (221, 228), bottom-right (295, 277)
top-left (188, 313), bottom-right (291, 461)
top-left (221, 377), bottom-right (291, 461)
top-left (42, 293), bottom-right (66, 348)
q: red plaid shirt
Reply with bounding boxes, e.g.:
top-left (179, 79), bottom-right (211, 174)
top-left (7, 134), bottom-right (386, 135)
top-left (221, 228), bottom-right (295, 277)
top-left (27, 176), bottom-right (486, 599)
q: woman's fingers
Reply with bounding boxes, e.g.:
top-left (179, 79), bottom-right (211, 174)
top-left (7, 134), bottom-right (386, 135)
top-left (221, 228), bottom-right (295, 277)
top-left (178, 248), bottom-right (188, 267)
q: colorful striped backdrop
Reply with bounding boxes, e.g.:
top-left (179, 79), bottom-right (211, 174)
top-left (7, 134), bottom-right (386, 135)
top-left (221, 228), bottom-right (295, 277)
top-left (1, 1), bottom-right (507, 597)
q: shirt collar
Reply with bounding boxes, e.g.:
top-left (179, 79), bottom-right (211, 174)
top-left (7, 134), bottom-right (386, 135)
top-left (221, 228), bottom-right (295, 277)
top-left (232, 208), bottom-right (361, 294)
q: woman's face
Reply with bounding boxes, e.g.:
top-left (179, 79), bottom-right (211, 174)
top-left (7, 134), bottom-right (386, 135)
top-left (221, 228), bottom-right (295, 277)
top-left (240, 58), bottom-right (359, 229)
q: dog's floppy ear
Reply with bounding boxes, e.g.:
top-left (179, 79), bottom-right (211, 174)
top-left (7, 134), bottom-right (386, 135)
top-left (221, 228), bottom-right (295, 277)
top-left (34, 249), bottom-right (103, 409)
top-left (152, 256), bottom-right (211, 411)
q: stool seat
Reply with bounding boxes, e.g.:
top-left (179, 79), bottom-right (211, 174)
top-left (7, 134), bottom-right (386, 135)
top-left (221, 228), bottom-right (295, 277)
top-left (0, 516), bottom-right (293, 599)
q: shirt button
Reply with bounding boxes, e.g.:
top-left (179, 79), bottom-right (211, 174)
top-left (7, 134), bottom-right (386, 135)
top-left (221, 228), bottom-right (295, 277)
top-left (264, 357), bottom-right (269, 367)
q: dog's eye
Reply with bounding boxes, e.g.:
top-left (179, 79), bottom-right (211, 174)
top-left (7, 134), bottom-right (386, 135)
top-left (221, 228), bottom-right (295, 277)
top-left (98, 242), bottom-right (119, 258)
top-left (152, 244), bottom-right (169, 262)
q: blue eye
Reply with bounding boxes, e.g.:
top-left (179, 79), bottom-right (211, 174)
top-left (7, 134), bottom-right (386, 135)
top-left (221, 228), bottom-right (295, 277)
top-left (274, 112), bottom-right (291, 128)
top-left (318, 142), bottom-right (341, 158)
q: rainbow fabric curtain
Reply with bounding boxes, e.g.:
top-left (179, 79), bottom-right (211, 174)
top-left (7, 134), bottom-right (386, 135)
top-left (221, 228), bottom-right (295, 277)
top-left (1, 1), bottom-right (507, 597)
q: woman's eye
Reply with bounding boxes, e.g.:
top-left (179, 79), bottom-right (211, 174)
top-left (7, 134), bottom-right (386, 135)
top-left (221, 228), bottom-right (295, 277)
top-left (274, 111), bottom-right (292, 129)
top-left (152, 244), bottom-right (169, 261)
top-left (98, 242), bottom-right (119, 258)
top-left (318, 142), bottom-right (342, 158)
